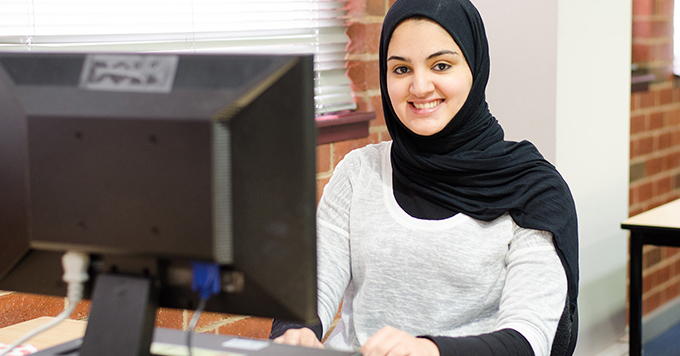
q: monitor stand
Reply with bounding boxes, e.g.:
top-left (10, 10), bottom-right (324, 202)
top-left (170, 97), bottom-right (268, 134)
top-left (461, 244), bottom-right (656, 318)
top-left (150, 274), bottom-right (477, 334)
top-left (53, 273), bottom-right (160, 356)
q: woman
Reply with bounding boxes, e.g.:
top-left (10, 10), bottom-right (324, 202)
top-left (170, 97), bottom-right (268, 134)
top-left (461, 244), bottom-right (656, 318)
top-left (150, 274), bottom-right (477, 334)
top-left (271, 1), bottom-right (578, 355)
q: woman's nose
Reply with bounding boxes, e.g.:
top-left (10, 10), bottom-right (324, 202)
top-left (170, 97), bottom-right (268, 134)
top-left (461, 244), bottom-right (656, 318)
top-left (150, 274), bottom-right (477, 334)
top-left (410, 71), bottom-right (435, 97)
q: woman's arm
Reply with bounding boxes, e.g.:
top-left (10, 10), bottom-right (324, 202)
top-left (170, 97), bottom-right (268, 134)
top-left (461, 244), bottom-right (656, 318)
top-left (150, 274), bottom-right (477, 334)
top-left (423, 329), bottom-right (533, 356)
top-left (270, 153), bottom-right (357, 345)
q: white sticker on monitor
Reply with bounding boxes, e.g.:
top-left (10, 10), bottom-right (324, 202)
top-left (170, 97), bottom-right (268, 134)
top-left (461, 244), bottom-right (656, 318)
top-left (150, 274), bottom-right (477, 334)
top-left (221, 338), bottom-right (270, 351)
top-left (79, 54), bottom-right (178, 93)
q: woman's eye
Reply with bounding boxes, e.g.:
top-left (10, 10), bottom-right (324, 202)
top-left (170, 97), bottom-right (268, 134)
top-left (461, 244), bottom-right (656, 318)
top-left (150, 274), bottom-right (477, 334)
top-left (433, 63), bottom-right (451, 71)
top-left (393, 66), bottom-right (410, 74)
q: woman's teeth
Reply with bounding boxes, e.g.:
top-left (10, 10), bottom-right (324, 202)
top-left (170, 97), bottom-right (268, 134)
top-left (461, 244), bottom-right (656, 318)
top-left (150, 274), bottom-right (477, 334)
top-left (413, 100), bottom-right (441, 109)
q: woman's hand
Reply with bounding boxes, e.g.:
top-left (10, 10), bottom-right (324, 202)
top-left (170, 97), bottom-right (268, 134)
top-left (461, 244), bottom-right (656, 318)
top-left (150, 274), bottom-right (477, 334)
top-left (361, 326), bottom-right (440, 356)
top-left (272, 327), bottom-right (325, 349)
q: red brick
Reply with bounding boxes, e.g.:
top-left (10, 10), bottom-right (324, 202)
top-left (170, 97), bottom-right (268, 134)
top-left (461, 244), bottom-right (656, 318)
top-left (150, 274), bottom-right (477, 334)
top-left (633, 0), bottom-right (653, 16)
top-left (654, 176), bottom-right (672, 195)
top-left (647, 157), bottom-right (664, 176)
top-left (69, 300), bottom-right (91, 320)
top-left (650, 112), bottom-right (665, 129)
top-left (188, 311), bottom-right (230, 330)
top-left (347, 60), bottom-right (367, 92)
top-left (377, 128), bottom-right (392, 142)
top-left (631, 93), bottom-right (640, 111)
top-left (631, 114), bottom-right (646, 134)
top-left (666, 152), bottom-right (680, 169)
top-left (666, 247), bottom-right (680, 259)
top-left (345, 23), bottom-right (362, 55)
top-left (216, 316), bottom-right (272, 339)
top-left (632, 43), bottom-right (651, 65)
top-left (632, 137), bottom-right (655, 158)
top-left (646, 263), bottom-right (660, 284)
top-left (657, 266), bottom-right (671, 288)
top-left (669, 109), bottom-right (680, 125)
top-left (650, 20), bottom-right (673, 38)
top-left (665, 282), bottom-right (680, 302)
top-left (640, 91), bottom-right (656, 108)
top-left (630, 206), bottom-right (644, 217)
top-left (654, 0), bottom-right (674, 15)
top-left (659, 88), bottom-right (674, 105)
top-left (654, 42), bottom-right (675, 62)
top-left (645, 247), bottom-right (663, 268)
top-left (659, 132), bottom-right (673, 149)
top-left (155, 307), bottom-right (185, 330)
top-left (644, 200), bottom-right (664, 211)
top-left (643, 290), bottom-right (662, 315)
top-left (0, 293), bottom-right (65, 328)
top-left (332, 132), bottom-right (382, 164)
top-left (672, 130), bottom-right (680, 145)
top-left (638, 181), bottom-right (655, 203)
top-left (643, 272), bottom-right (654, 293)
top-left (346, 23), bottom-right (381, 55)
top-left (630, 187), bottom-right (636, 206)
top-left (633, 20), bottom-right (652, 38)
top-left (665, 193), bottom-right (680, 204)
top-left (369, 95), bottom-right (385, 127)
top-left (317, 144), bottom-right (332, 174)
top-left (346, 60), bottom-right (379, 92)
top-left (366, 0), bottom-right (387, 16)
top-left (660, 286), bottom-right (671, 304)
top-left (345, 0), bottom-right (367, 18)
top-left (354, 92), bottom-right (383, 123)
top-left (641, 136), bottom-right (655, 155)
top-left (346, 23), bottom-right (365, 55)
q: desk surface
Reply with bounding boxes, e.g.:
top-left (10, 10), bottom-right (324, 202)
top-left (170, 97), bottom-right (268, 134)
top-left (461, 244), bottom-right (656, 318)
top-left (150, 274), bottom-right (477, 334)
top-left (622, 198), bottom-right (680, 230)
top-left (0, 317), bottom-right (359, 356)
top-left (0, 317), bottom-right (86, 350)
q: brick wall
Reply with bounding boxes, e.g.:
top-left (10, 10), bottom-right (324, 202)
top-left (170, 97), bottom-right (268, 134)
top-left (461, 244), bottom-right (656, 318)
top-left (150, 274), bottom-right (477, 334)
top-left (318, 0), bottom-right (392, 194)
top-left (0, 0), bottom-right (392, 341)
top-left (631, 0), bottom-right (680, 318)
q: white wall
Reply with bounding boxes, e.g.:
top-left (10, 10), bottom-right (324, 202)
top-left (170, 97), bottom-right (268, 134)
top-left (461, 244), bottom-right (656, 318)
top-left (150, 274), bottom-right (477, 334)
top-left (475, 1), bottom-right (558, 163)
top-left (473, 0), bottom-right (632, 355)
top-left (555, 1), bottom-right (631, 354)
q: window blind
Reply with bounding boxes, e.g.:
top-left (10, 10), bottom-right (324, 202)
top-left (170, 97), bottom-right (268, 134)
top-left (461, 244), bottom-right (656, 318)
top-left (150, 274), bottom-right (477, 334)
top-left (0, 0), bottom-right (356, 114)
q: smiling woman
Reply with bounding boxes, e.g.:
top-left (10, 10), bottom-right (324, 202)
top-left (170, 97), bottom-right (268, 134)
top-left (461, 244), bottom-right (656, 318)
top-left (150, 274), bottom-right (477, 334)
top-left (271, 1), bottom-right (579, 356)
top-left (385, 18), bottom-right (473, 137)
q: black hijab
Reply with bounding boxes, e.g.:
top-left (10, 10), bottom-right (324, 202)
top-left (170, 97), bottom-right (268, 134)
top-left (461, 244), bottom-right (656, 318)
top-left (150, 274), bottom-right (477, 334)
top-left (380, 0), bottom-right (579, 322)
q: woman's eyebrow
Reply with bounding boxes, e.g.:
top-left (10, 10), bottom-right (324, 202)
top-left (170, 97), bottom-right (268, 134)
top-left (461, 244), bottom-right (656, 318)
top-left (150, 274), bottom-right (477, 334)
top-left (387, 50), bottom-right (460, 63)
top-left (427, 50), bottom-right (459, 60)
top-left (387, 55), bottom-right (408, 62)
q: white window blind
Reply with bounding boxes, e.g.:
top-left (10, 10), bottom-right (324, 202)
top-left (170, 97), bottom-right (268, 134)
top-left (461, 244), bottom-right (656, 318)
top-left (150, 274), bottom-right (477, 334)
top-left (0, 0), bottom-right (356, 114)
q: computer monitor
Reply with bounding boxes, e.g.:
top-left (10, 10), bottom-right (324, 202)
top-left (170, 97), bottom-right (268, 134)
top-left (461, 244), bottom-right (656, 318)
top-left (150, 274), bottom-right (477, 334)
top-left (0, 52), bottom-right (318, 355)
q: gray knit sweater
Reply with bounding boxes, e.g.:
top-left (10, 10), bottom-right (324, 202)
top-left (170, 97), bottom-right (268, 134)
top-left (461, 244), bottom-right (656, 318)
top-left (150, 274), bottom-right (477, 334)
top-left (315, 141), bottom-right (567, 356)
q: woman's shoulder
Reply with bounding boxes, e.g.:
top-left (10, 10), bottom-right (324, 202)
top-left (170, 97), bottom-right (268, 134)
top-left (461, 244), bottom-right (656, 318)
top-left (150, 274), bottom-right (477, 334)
top-left (335, 141), bottom-right (391, 170)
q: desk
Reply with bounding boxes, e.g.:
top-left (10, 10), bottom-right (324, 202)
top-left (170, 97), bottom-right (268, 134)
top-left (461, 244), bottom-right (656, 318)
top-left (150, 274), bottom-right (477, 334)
top-left (621, 198), bottom-right (680, 356)
top-left (0, 317), bottom-right (358, 356)
top-left (0, 317), bottom-right (86, 351)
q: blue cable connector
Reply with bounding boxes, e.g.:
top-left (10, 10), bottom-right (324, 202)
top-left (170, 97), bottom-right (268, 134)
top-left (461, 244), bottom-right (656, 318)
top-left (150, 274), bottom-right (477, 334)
top-left (191, 262), bottom-right (221, 300)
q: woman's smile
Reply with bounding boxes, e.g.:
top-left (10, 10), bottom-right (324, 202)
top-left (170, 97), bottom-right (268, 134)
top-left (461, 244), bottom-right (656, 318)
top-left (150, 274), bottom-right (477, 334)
top-left (411, 99), bottom-right (444, 110)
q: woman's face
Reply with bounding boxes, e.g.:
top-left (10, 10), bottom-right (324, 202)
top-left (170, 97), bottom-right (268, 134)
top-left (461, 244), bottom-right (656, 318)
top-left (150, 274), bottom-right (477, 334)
top-left (386, 18), bottom-right (473, 136)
